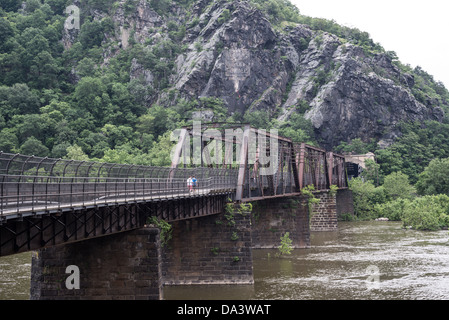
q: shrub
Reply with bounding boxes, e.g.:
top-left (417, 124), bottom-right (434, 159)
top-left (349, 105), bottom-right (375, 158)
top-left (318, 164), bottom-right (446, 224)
top-left (383, 171), bottom-right (416, 200)
top-left (375, 198), bottom-right (410, 221)
top-left (349, 178), bottom-right (386, 219)
top-left (401, 195), bottom-right (449, 230)
top-left (416, 158), bottom-right (449, 196)
top-left (277, 232), bottom-right (293, 256)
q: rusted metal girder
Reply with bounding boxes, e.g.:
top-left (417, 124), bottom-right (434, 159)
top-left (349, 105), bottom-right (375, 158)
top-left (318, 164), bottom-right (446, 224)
top-left (235, 124), bottom-right (250, 201)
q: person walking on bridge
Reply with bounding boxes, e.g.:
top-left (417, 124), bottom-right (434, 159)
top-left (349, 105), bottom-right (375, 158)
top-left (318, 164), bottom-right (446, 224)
top-left (187, 176), bottom-right (193, 193)
top-left (192, 176), bottom-right (198, 194)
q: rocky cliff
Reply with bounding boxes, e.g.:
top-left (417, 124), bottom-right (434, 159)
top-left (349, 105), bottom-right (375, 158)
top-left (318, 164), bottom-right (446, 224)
top-left (70, 0), bottom-right (446, 150)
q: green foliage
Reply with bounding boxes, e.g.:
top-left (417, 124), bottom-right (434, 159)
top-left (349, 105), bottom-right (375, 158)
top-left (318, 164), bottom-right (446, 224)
top-left (250, 0), bottom-right (301, 26)
top-left (65, 144), bottom-right (89, 161)
top-left (199, 97), bottom-right (228, 121)
top-left (149, 0), bottom-right (171, 16)
top-left (278, 113), bottom-right (315, 144)
top-left (329, 184), bottom-right (338, 197)
top-left (349, 178), bottom-right (386, 219)
top-left (217, 8), bottom-right (231, 24)
top-left (210, 247), bottom-right (219, 255)
top-left (336, 138), bottom-right (367, 154)
top-left (301, 185), bottom-right (320, 221)
top-left (416, 158), bottom-right (449, 196)
top-left (146, 216), bottom-right (173, 247)
top-left (375, 198), bottom-right (409, 221)
top-left (243, 110), bottom-right (271, 129)
top-left (277, 232), bottom-right (293, 256)
top-left (359, 159), bottom-right (381, 185)
top-left (401, 195), bottom-right (449, 231)
top-left (383, 171), bottom-right (416, 200)
top-left (79, 19), bottom-right (106, 49)
top-left (19, 136), bottom-right (49, 156)
top-left (375, 121), bottom-right (449, 184)
top-left (411, 66), bottom-right (449, 110)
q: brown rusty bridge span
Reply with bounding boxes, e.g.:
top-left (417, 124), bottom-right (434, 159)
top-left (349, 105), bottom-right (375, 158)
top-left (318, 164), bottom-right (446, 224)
top-left (0, 123), bottom-right (347, 257)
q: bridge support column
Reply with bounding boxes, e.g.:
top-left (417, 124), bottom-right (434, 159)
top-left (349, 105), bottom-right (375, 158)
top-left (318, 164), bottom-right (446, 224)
top-left (163, 209), bottom-right (254, 285)
top-left (30, 227), bottom-right (163, 300)
top-left (310, 191), bottom-right (338, 232)
top-left (251, 196), bottom-right (310, 249)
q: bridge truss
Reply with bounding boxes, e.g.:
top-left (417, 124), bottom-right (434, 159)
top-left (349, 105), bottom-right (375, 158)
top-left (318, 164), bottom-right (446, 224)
top-left (170, 123), bottom-right (347, 201)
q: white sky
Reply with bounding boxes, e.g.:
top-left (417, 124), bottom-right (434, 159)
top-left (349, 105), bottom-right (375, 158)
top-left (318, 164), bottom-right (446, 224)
top-left (290, 0), bottom-right (449, 89)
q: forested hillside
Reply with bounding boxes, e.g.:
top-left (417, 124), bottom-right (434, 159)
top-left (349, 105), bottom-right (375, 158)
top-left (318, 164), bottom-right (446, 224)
top-left (2, 0), bottom-right (449, 221)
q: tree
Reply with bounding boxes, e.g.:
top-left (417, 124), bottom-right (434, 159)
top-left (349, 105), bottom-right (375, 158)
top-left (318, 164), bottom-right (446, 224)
top-left (73, 76), bottom-right (109, 122)
top-left (416, 158), bottom-right (449, 196)
top-left (100, 124), bottom-right (135, 149)
top-left (349, 178), bottom-right (386, 219)
top-left (278, 113), bottom-right (315, 144)
top-left (0, 128), bottom-right (18, 153)
top-left (336, 138), bottom-right (370, 154)
top-left (383, 172), bottom-right (416, 200)
top-left (79, 20), bottom-right (105, 49)
top-left (29, 50), bottom-right (59, 89)
top-left (1, 0), bottom-right (21, 11)
top-left (19, 136), bottom-right (49, 156)
top-left (243, 110), bottom-right (271, 129)
top-left (136, 105), bottom-right (169, 138)
top-left (360, 159), bottom-right (381, 185)
top-left (65, 144), bottom-right (89, 161)
top-left (0, 18), bottom-right (14, 51)
top-left (401, 195), bottom-right (449, 231)
top-left (0, 83), bottom-right (40, 118)
top-left (148, 132), bottom-right (175, 167)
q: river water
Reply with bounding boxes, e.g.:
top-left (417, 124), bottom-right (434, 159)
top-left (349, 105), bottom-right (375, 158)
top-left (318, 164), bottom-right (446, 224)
top-left (2, 221), bottom-right (449, 300)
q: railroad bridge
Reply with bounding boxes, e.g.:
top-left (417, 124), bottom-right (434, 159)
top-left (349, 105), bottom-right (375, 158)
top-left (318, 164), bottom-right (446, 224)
top-left (0, 123), bottom-right (351, 300)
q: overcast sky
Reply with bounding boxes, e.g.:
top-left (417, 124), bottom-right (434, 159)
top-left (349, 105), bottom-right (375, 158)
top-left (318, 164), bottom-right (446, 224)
top-left (290, 0), bottom-right (449, 89)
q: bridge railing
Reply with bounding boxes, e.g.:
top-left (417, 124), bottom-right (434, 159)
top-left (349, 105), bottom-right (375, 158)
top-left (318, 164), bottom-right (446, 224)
top-left (0, 152), bottom-right (238, 218)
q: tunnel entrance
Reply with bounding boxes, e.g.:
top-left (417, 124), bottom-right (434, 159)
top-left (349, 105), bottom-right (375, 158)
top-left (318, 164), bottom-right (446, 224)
top-left (344, 152), bottom-right (376, 182)
top-left (345, 162), bottom-right (362, 180)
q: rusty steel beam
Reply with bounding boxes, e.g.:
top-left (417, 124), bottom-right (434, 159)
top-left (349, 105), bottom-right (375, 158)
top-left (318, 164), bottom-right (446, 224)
top-left (235, 125), bottom-right (250, 201)
top-left (327, 152), bottom-right (333, 188)
top-left (298, 143), bottom-right (305, 190)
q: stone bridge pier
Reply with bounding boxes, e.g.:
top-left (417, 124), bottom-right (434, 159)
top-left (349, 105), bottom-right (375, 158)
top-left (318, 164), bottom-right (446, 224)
top-left (30, 227), bottom-right (164, 300)
top-left (30, 190), bottom-right (347, 299)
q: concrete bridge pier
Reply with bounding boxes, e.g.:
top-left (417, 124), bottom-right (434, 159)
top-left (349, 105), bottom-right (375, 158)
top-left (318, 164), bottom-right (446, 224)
top-left (30, 227), bottom-right (163, 300)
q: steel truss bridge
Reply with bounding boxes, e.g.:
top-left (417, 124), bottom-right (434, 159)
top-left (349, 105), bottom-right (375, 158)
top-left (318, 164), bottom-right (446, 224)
top-left (0, 123), bottom-right (347, 256)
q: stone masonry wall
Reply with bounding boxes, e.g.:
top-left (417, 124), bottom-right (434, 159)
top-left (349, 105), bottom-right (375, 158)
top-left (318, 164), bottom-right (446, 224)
top-left (336, 188), bottom-right (354, 217)
top-left (162, 208), bottom-right (253, 286)
top-left (310, 191), bottom-right (338, 232)
top-left (30, 227), bottom-right (163, 300)
top-left (250, 196), bottom-right (310, 249)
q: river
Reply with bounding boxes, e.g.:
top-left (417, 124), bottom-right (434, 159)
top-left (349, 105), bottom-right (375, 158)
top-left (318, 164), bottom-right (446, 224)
top-left (2, 221), bottom-right (449, 300)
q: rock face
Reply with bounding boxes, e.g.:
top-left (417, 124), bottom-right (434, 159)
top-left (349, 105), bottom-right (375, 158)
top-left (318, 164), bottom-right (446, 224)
top-left (173, 1), bottom-right (285, 115)
top-left (85, 0), bottom-right (445, 149)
